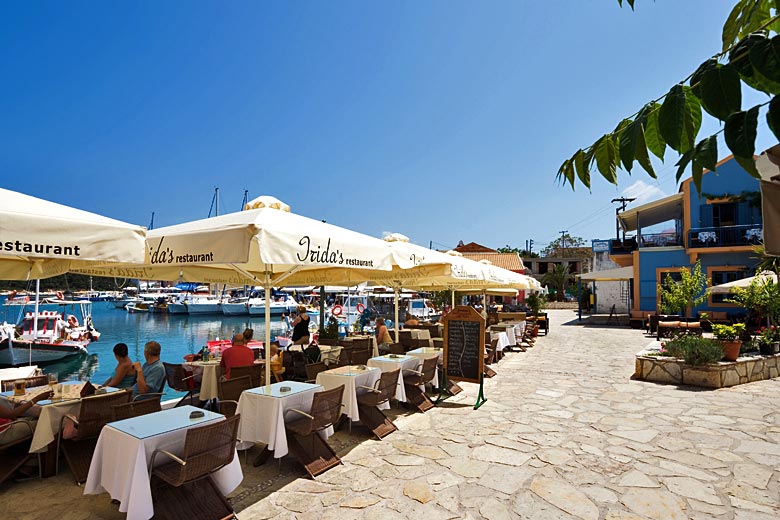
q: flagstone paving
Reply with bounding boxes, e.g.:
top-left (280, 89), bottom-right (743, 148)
top-left (240, 309), bottom-right (780, 520)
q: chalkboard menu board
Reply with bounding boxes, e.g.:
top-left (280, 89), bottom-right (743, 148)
top-left (443, 306), bottom-right (485, 383)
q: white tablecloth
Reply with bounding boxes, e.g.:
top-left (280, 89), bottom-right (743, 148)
top-left (184, 360), bottom-right (222, 401)
top-left (316, 366), bottom-right (380, 421)
top-left (409, 329), bottom-right (433, 347)
top-left (367, 355), bottom-right (422, 402)
top-left (235, 382), bottom-right (331, 458)
top-left (84, 406), bottom-right (242, 520)
top-left (490, 331), bottom-right (511, 352)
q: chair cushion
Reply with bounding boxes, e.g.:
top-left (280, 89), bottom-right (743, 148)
top-left (658, 321), bottom-right (680, 328)
top-left (682, 321), bottom-right (701, 329)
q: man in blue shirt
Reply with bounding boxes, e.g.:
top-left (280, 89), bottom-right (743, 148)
top-left (132, 341), bottom-right (166, 399)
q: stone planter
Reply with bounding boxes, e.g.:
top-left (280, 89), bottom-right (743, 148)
top-left (634, 351), bottom-right (780, 388)
top-left (720, 340), bottom-right (741, 362)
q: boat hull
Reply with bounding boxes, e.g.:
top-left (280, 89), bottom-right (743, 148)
top-left (0, 339), bottom-right (88, 366)
top-left (167, 303), bottom-right (188, 315)
top-left (187, 303), bottom-right (222, 315)
top-left (221, 303), bottom-right (249, 316)
top-left (248, 305), bottom-right (292, 316)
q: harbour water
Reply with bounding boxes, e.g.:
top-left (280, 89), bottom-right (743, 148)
top-left (1, 298), bottom-right (289, 399)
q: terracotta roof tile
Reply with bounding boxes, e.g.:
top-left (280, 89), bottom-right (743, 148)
top-left (460, 252), bottom-right (525, 271)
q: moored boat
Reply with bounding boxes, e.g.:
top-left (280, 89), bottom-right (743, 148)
top-left (0, 309), bottom-right (98, 366)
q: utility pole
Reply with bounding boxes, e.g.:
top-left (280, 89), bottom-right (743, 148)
top-left (611, 197), bottom-right (636, 240)
top-left (559, 230), bottom-right (568, 256)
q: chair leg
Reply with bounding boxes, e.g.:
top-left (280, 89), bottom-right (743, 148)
top-left (285, 431), bottom-right (342, 478)
top-left (356, 403), bottom-right (397, 439)
top-left (404, 384), bottom-right (434, 412)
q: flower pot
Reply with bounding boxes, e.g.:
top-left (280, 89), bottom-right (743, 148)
top-left (773, 342), bottom-right (780, 355)
top-left (759, 342), bottom-right (774, 356)
top-left (720, 340), bottom-right (741, 362)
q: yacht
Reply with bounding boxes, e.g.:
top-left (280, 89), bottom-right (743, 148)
top-left (247, 293), bottom-right (298, 316)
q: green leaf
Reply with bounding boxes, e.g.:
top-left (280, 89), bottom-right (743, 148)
top-left (725, 106), bottom-right (761, 178)
top-left (634, 128), bottom-right (656, 179)
top-left (675, 151), bottom-right (693, 182)
top-left (690, 59), bottom-right (717, 99)
top-left (729, 32), bottom-right (780, 94)
top-left (722, 1), bottom-right (772, 52)
top-left (694, 135), bottom-right (718, 171)
top-left (767, 95), bottom-right (780, 141)
top-left (594, 134), bottom-right (619, 185)
top-left (644, 103), bottom-right (666, 160)
top-left (700, 64), bottom-right (742, 120)
top-left (618, 119), bottom-right (637, 172)
top-left (573, 149), bottom-right (590, 189)
top-left (691, 160), bottom-right (704, 193)
top-left (659, 84), bottom-right (702, 155)
top-left (725, 106), bottom-right (759, 158)
top-left (735, 155), bottom-right (761, 178)
top-left (749, 34), bottom-right (780, 83)
top-left (617, 0), bottom-right (635, 9)
top-left (556, 159), bottom-right (575, 189)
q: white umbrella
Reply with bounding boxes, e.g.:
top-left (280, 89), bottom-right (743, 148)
top-left (79, 196), bottom-right (402, 388)
top-left (708, 271), bottom-right (778, 294)
top-left (0, 188), bottom-right (146, 280)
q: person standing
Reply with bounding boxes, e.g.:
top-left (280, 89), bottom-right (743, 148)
top-left (132, 341), bottom-right (166, 399)
top-left (291, 305), bottom-right (311, 346)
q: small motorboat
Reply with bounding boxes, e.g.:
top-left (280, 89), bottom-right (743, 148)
top-left (0, 309), bottom-right (98, 366)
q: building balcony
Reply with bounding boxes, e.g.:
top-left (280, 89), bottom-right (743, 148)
top-left (638, 232), bottom-right (683, 249)
top-left (687, 224), bottom-right (763, 248)
top-left (609, 238), bottom-right (637, 255)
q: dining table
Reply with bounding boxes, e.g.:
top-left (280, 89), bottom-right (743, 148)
top-left (0, 381), bottom-right (122, 454)
top-left (184, 358), bottom-right (266, 401)
top-left (408, 329), bottom-right (433, 347)
top-left (84, 405), bottom-right (242, 520)
top-left (235, 381), bottom-right (331, 458)
top-left (366, 354), bottom-right (423, 402)
top-left (315, 365), bottom-right (381, 422)
top-left (490, 331), bottom-right (512, 352)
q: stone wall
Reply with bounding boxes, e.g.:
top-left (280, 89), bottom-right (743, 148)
top-left (634, 352), bottom-right (780, 388)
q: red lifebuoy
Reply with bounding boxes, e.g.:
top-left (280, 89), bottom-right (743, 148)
top-left (56, 291), bottom-right (64, 300)
top-left (332, 305), bottom-right (343, 317)
top-left (356, 303), bottom-right (365, 314)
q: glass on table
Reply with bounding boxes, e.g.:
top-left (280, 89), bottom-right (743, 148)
top-left (13, 379), bottom-right (26, 396)
top-left (48, 372), bottom-right (58, 388)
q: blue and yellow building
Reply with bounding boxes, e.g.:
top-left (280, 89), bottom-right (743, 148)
top-left (607, 155), bottom-right (764, 316)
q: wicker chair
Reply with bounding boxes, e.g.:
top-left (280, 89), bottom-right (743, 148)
top-left (334, 346), bottom-right (353, 367)
top-left (304, 362), bottom-right (328, 383)
top-left (163, 362), bottom-right (198, 407)
top-left (484, 339), bottom-right (498, 378)
top-left (150, 414), bottom-right (241, 520)
top-left (111, 395), bottom-right (162, 421)
top-left (402, 357), bottom-right (438, 412)
top-left (57, 390), bottom-right (132, 483)
top-left (398, 330), bottom-right (414, 349)
top-left (0, 419), bottom-right (39, 486)
top-left (217, 376), bottom-right (252, 417)
top-left (284, 385), bottom-right (345, 478)
top-left (229, 364), bottom-right (263, 387)
top-left (388, 343), bottom-right (406, 355)
top-left (356, 368), bottom-right (400, 439)
top-left (286, 350), bottom-right (309, 382)
top-left (1, 375), bottom-right (48, 392)
top-left (350, 346), bottom-right (371, 366)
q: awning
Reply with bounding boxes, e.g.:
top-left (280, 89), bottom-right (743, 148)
top-left (618, 193), bottom-right (683, 232)
top-left (576, 266), bottom-right (634, 282)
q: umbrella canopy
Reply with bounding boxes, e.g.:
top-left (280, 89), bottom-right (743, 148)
top-left (0, 188), bottom-right (146, 280)
top-left (708, 271), bottom-right (778, 294)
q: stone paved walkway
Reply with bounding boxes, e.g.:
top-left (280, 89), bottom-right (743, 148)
top-left (240, 310), bottom-right (780, 520)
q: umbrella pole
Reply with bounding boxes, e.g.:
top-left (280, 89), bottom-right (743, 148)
top-left (264, 272), bottom-right (271, 391)
top-left (394, 287), bottom-right (399, 343)
top-left (31, 279), bottom-right (40, 366)
top-left (451, 289), bottom-right (455, 309)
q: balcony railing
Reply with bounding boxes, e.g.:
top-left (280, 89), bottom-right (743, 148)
top-left (687, 224), bottom-right (763, 248)
top-left (639, 232), bottom-right (682, 249)
top-left (609, 238), bottom-right (637, 255)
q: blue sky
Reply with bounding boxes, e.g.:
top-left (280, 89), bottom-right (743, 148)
top-left (1, 1), bottom-right (774, 252)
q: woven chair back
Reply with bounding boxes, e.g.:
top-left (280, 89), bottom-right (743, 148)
top-left (420, 356), bottom-right (438, 384)
top-left (167, 414), bottom-right (241, 486)
top-left (376, 368), bottom-right (400, 404)
top-left (218, 375), bottom-right (252, 402)
top-left (305, 362), bottom-right (327, 382)
top-left (75, 391), bottom-right (132, 439)
top-left (351, 346), bottom-right (371, 365)
top-left (311, 385), bottom-right (344, 432)
top-left (229, 365), bottom-right (262, 387)
top-left (1, 375), bottom-right (48, 392)
top-left (337, 346), bottom-right (353, 366)
top-left (163, 362), bottom-right (191, 392)
top-left (112, 396), bottom-right (161, 421)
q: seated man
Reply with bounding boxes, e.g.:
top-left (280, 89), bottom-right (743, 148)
top-left (220, 333), bottom-right (254, 379)
top-left (131, 341), bottom-right (166, 399)
top-left (404, 313), bottom-right (420, 327)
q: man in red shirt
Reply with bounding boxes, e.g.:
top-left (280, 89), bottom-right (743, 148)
top-left (220, 333), bottom-right (255, 379)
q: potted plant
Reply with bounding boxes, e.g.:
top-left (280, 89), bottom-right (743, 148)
top-left (525, 293), bottom-right (547, 336)
top-left (662, 334), bottom-right (725, 366)
top-left (757, 325), bottom-right (780, 355)
top-left (711, 323), bottom-right (746, 361)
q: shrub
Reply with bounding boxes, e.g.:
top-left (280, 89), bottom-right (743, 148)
top-left (663, 335), bottom-right (725, 366)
